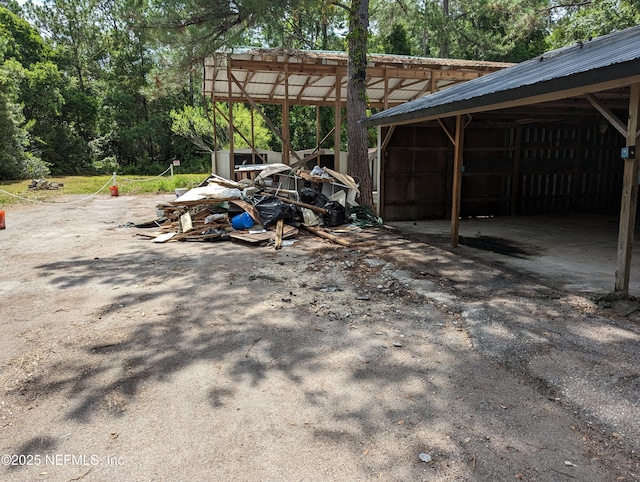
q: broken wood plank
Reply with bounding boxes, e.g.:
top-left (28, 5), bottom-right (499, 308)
top-left (169, 197), bottom-right (237, 207)
top-left (275, 196), bottom-right (327, 214)
top-left (230, 224), bottom-right (298, 244)
top-left (275, 219), bottom-right (284, 250)
top-left (230, 199), bottom-right (262, 224)
top-left (301, 225), bottom-right (352, 247)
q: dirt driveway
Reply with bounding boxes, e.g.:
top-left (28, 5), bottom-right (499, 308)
top-left (1, 194), bottom-right (639, 481)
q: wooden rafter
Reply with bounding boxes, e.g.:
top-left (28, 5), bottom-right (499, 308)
top-left (296, 75), bottom-right (312, 103)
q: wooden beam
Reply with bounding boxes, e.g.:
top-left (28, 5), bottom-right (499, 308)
top-left (510, 126), bottom-right (522, 215)
top-left (437, 118), bottom-right (455, 145)
top-left (227, 63), bottom-right (234, 178)
top-left (585, 93), bottom-right (627, 137)
top-left (251, 107), bottom-right (255, 164)
top-left (450, 115), bottom-right (465, 247)
top-left (297, 75), bottom-right (312, 103)
top-left (384, 67), bottom-right (389, 110)
top-left (212, 93), bottom-right (218, 175)
top-left (316, 106), bottom-right (321, 150)
top-left (283, 63), bottom-right (290, 165)
top-left (373, 74), bottom-right (640, 127)
top-left (615, 82), bottom-right (640, 294)
top-left (335, 68), bottom-right (342, 171)
top-left (380, 125), bottom-right (396, 152)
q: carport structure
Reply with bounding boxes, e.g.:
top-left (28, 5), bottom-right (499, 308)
top-left (202, 48), bottom-right (508, 175)
top-left (362, 26), bottom-right (640, 294)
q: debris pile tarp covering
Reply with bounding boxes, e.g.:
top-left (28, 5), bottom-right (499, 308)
top-left (132, 166), bottom-right (382, 247)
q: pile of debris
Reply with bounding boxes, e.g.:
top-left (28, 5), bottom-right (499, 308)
top-left (28, 179), bottom-right (63, 190)
top-left (133, 164), bottom-right (383, 248)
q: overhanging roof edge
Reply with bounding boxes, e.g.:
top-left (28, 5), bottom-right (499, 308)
top-left (362, 62), bottom-right (640, 127)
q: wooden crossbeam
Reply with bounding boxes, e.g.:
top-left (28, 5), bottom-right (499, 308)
top-left (585, 93), bottom-right (628, 137)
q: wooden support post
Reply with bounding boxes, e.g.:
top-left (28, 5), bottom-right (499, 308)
top-left (283, 63), bottom-right (290, 165)
top-left (511, 127), bottom-right (522, 215)
top-left (384, 68), bottom-right (389, 110)
top-left (316, 106), bottom-right (321, 152)
top-left (376, 125), bottom-right (383, 216)
top-left (450, 115), bottom-right (465, 247)
top-left (335, 69), bottom-right (342, 172)
top-left (615, 83), bottom-right (640, 294)
top-left (227, 64), bottom-right (235, 178)
top-left (212, 94), bottom-right (218, 175)
top-left (251, 107), bottom-right (256, 164)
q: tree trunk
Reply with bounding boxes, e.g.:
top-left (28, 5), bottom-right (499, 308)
top-left (347, 0), bottom-right (373, 208)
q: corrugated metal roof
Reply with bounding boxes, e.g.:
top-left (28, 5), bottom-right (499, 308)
top-left (203, 48), bottom-right (510, 108)
top-left (362, 25), bottom-right (640, 127)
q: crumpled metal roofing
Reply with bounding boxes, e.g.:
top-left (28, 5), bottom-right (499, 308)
top-left (362, 25), bottom-right (640, 127)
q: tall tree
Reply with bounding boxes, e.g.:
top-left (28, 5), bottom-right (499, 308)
top-left (342, 0), bottom-right (373, 208)
top-left (0, 6), bottom-right (53, 179)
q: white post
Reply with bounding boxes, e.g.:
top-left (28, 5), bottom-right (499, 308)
top-left (170, 164), bottom-right (174, 179)
top-left (112, 172), bottom-right (117, 185)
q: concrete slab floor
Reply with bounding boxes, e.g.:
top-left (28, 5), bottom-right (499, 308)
top-left (390, 213), bottom-right (640, 297)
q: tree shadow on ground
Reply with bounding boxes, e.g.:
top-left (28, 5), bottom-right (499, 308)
top-left (2, 232), bottom-right (638, 480)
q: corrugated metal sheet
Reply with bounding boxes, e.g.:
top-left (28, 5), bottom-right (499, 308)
top-left (362, 25), bottom-right (640, 126)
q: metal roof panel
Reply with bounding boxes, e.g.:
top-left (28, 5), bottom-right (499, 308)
top-left (362, 25), bottom-right (640, 126)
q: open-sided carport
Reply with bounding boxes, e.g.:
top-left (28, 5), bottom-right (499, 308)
top-left (362, 26), bottom-right (640, 295)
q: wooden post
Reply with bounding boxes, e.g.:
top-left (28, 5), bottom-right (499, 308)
top-left (251, 107), bottom-right (256, 164)
top-left (450, 115), bottom-right (465, 247)
top-left (212, 94), bottom-right (218, 175)
top-left (384, 67), bottom-right (389, 110)
top-left (227, 62), bottom-right (235, 178)
top-left (316, 106), bottom-right (321, 151)
top-left (283, 63), bottom-right (290, 165)
top-left (511, 126), bottom-right (522, 215)
top-left (615, 83), bottom-right (640, 294)
top-left (335, 69), bottom-right (342, 172)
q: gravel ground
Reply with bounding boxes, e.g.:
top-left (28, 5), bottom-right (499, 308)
top-left (0, 194), bottom-right (639, 481)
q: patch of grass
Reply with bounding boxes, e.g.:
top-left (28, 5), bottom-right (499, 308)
top-left (0, 173), bottom-right (208, 206)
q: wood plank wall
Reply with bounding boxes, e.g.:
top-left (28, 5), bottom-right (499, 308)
top-left (382, 121), bottom-right (625, 221)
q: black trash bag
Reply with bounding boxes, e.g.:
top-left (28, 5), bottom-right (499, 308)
top-left (323, 200), bottom-right (346, 227)
top-left (253, 195), bottom-right (299, 227)
top-left (299, 187), bottom-right (329, 207)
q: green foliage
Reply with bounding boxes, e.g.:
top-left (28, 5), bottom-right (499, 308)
top-left (0, 6), bottom-right (49, 66)
top-left (171, 102), bottom-right (271, 153)
top-left (547, 0), bottom-right (640, 49)
top-left (251, 0), bottom-right (347, 50)
top-left (382, 24), bottom-right (412, 55)
top-left (0, 37), bottom-right (50, 180)
top-left (145, 0), bottom-right (293, 63)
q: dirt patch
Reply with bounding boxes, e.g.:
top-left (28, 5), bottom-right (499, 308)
top-left (0, 195), bottom-right (639, 481)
